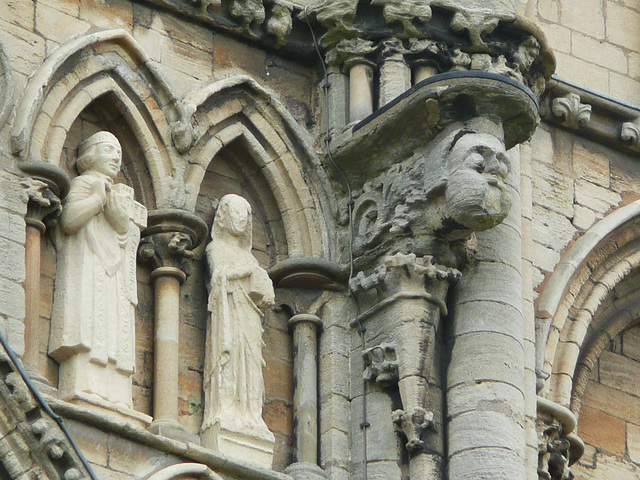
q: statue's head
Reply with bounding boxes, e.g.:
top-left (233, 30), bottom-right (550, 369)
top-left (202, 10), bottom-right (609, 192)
top-left (432, 117), bottom-right (511, 233)
top-left (76, 131), bottom-right (122, 179)
top-left (212, 194), bottom-right (253, 249)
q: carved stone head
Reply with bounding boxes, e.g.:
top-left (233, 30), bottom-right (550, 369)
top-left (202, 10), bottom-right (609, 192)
top-left (211, 194), bottom-right (253, 250)
top-left (76, 131), bottom-right (122, 179)
top-left (438, 118), bottom-right (511, 233)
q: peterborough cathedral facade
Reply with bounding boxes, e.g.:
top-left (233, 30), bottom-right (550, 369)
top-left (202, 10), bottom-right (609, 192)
top-left (0, 0), bottom-right (638, 479)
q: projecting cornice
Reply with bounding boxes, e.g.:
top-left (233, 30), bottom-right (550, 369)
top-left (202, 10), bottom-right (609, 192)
top-left (541, 75), bottom-right (640, 157)
top-left (134, 0), bottom-right (554, 84)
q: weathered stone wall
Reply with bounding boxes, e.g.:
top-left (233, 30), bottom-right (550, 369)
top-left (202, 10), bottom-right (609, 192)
top-left (0, 166), bottom-right (26, 359)
top-left (572, 325), bottom-right (640, 479)
top-left (0, 0), bottom-right (315, 128)
top-left (529, 0), bottom-right (640, 104)
top-left (528, 124), bottom-right (640, 296)
top-left (0, 0), bottom-right (316, 473)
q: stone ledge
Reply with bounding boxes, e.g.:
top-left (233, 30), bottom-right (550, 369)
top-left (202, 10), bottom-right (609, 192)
top-left (542, 75), bottom-right (640, 158)
top-left (44, 395), bottom-right (293, 480)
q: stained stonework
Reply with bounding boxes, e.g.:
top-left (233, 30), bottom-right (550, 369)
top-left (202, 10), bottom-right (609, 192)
top-left (2, 1), bottom-right (640, 480)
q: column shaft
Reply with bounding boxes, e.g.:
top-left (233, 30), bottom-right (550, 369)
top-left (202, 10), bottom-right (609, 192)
top-left (290, 314), bottom-right (321, 464)
top-left (379, 58), bottom-right (411, 106)
top-left (152, 269), bottom-right (183, 423)
top-left (23, 220), bottom-right (44, 367)
top-left (414, 65), bottom-right (438, 84)
top-left (349, 63), bottom-right (374, 123)
top-left (448, 152), bottom-right (526, 480)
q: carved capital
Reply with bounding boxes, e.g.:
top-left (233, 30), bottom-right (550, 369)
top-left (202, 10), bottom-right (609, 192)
top-left (351, 253), bottom-right (460, 293)
top-left (551, 93), bottom-right (592, 129)
top-left (350, 253), bottom-right (460, 322)
top-left (326, 37), bottom-right (377, 69)
top-left (19, 162), bottom-right (71, 226)
top-left (269, 257), bottom-right (344, 289)
top-left (139, 209), bottom-right (208, 274)
top-left (537, 397), bottom-right (584, 480)
top-left (379, 37), bottom-right (409, 62)
top-left (363, 344), bottom-right (398, 387)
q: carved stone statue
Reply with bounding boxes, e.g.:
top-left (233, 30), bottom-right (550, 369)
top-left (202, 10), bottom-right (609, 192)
top-left (49, 131), bottom-right (146, 412)
top-left (201, 194), bottom-right (275, 467)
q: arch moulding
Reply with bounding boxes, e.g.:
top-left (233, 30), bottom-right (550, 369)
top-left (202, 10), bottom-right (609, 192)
top-left (182, 75), bottom-right (334, 260)
top-left (535, 199), bottom-right (640, 411)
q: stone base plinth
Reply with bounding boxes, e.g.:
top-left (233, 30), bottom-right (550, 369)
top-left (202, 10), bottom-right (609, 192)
top-left (201, 423), bottom-right (274, 469)
top-left (285, 462), bottom-right (328, 480)
top-left (70, 392), bottom-right (152, 429)
top-left (149, 419), bottom-right (200, 444)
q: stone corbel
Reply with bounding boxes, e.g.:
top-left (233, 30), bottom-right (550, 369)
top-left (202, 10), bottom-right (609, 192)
top-left (438, 1), bottom-right (515, 50)
top-left (299, 0), bottom-right (360, 48)
top-left (139, 209), bottom-right (208, 443)
top-left (351, 253), bottom-right (459, 476)
top-left (18, 162), bottom-right (70, 380)
top-left (266, 3), bottom-right (293, 48)
top-left (551, 93), bottom-right (592, 129)
top-left (228, 0), bottom-right (266, 39)
top-left (621, 120), bottom-right (640, 146)
top-left (363, 344), bottom-right (399, 387)
top-left (392, 406), bottom-right (435, 452)
top-left (537, 397), bottom-right (584, 480)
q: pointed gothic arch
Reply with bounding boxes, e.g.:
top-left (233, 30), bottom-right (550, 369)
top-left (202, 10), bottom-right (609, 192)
top-left (536, 200), bottom-right (640, 413)
top-left (10, 29), bottom-right (191, 207)
top-left (183, 75), bottom-right (334, 260)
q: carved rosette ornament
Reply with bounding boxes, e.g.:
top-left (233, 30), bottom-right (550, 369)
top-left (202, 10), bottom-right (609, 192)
top-left (537, 398), bottom-right (584, 480)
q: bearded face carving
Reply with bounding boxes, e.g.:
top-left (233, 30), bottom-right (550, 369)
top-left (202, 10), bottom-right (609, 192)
top-left (443, 129), bottom-right (511, 233)
top-left (351, 118), bottom-right (511, 262)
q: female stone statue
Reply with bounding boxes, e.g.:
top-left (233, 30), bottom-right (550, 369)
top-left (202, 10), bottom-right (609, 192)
top-left (201, 194), bottom-right (275, 463)
top-left (49, 131), bottom-right (145, 410)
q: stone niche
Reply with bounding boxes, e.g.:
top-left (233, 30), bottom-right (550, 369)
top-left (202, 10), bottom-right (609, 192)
top-left (36, 102), bottom-right (295, 469)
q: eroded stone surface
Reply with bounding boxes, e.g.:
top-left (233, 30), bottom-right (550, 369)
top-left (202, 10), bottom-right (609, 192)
top-left (201, 194), bottom-right (276, 468)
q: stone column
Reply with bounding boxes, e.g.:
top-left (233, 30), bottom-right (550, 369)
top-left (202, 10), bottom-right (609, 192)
top-left (379, 39), bottom-right (410, 106)
top-left (270, 257), bottom-right (343, 480)
top-left (139, 209), bottom-right (207, 443)
top-left (289, 314), bottom-right (323, 463)
top-left (413, 62), bottom-right (438, 84)
top-left (346, 58), bottom-right (375, 123)
top-left (447, 148), bottom-right (526, 480)
top-left (19, 162), bottom-right (69, 379)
